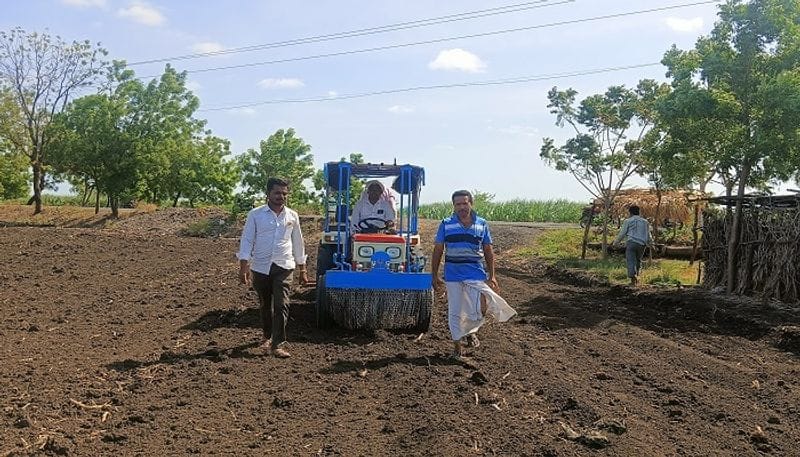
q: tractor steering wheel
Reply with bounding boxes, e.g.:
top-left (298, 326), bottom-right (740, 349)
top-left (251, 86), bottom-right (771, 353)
top-left (356, 217), bottom-right (389, 234)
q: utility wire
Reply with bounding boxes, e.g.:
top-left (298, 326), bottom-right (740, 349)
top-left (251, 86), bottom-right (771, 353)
top-left (140, 0), bottom-right (720, 80)
top-left (129, 0), bottom-right (573, 65)
top-left (199, 62), bottom-right (661, 111)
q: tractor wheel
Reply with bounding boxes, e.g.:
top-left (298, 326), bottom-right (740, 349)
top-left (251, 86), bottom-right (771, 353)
top-left (316, 243), bottom-right (336, 278)
top-left (412, 289), bottom-right (433, 333)
top-left (315, 276), bottom-right (333, 329)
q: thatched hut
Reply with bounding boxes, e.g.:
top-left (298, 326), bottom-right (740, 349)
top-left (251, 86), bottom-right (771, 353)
top-left (592, 188), bottom-right (707, 226)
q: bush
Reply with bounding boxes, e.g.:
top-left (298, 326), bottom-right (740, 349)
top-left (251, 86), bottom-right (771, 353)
top-left (182, 217), bottom-right (231, 238)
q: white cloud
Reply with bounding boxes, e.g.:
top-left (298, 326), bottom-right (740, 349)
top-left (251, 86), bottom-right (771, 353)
top-left (388, 105), bottom-right (414, 114)
top-left (327, 91), bottom-right (338, 98)
top-left (664, 16), bottom-right (703, 33)
top-left (227, 107), bottom-right (257, 116)
top-left (258, 78), bottom-right (305, 89)
top-left (489, 124), bottom-right (539, 137)
top-left (117, 2), bottom-right (166, 26)
top-left (61, 0), bottom-right (106, 7)
top-left (185, 80), bottom-right (201, 92)
top-left (428, 48), bottom-right (486, 73)
top-left (190, 42), bottom-right (225, 54)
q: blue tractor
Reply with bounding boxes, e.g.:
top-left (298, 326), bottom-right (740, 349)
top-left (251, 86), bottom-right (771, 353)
top-left (316, 161), bottom-right (432, 332)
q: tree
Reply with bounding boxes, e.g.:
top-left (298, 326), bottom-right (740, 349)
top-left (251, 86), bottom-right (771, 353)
top-left (0, 89), bottom-right (29, 199)
top-left (165, 135), bottom-right (239, 207)
top-left (125, 64), bottom-right (205, 204)
top-left (239, 128), bottom-right (315, 207)
top-left (312, 152), bottom-right (368, 207)
top-left (658, 0), bottom-right (800, 293)
top-left (0, 28), bottom-right (107, 214)
top-left (0, 149), bottom-right (29, 199)
top-left (49, 92), bottom-right (136, 217)
top-left (540, 80), bottom-right (668, 257)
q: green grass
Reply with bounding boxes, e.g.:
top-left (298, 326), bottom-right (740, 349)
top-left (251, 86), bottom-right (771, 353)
top-left (3, 194), bottom-right (86, 206)
top-left (525, 227), bottom-right (699, 285)
top-left (419, 198), bottom-right (583, 223)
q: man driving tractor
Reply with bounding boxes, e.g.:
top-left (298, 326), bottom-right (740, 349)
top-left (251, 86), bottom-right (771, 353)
top-left (351, 180), bottom-right (397, 233)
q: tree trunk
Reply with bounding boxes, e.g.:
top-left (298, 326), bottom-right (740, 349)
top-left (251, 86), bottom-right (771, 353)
top-left (689, 203), bottom-right (700, 266)
top-left (31, 163), bottom-right (43, 214)
top-left (172, 193), bottom-right (180, 207)
top-left (724, 181), bottom-right (734, 219)
top-left (94, 189), bottom-right (100, 214)
top-left (81, 184), bottom-right (90, 206)
top-left (110, 196), bottom-right (119, 219)
top-left (653, 186), bottom-right (663, 245)
top-left (726, 162), bottom-right (751, 294)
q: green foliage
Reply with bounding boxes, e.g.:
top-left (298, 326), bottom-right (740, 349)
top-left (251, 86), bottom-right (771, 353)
top-left (238, 128), bottom-right (315, 207)
top-left (49, 91), bottom-right (136, 216)
top-left (0, 28), bottom-right (108, 212)
top-left (163, 135), bottom-right (239, 207)
top-left (312, 153), bottom-right (367, 209)
top-left (230, 193), bottom-right (255, 216)
top-left (419, 198), bottom-right (583, 223)
top-left (657, 0), bottom-right (800, 193)
top-left (541, 80), bottom-right (669, 255)
top-left (2, 193), bottom-right (85, 206)
top-left (48, 62), bottom-right (237, 216)
top-left (0, 149), bottom-right (29, 199)
top-left (181, 217), bottom-right (232, 238)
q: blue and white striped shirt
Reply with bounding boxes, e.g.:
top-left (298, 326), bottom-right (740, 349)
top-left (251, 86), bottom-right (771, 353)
top-left (435, 212), bottom-right (493, 281)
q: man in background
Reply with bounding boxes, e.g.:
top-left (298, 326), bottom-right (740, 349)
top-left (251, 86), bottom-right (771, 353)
top-left (613, 205), bottom-right (654, 286)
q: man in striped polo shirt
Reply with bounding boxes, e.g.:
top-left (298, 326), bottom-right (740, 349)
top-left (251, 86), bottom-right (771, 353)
top-left (431, 190), bottom-right (501, 359)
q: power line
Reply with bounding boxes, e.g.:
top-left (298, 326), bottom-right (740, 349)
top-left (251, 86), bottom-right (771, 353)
top-left (140, 0), bottom-right (720, 80)
top-left (128, 0), bottom-right (573, 66)
top-left (198, 62), bottom-right (661, 111)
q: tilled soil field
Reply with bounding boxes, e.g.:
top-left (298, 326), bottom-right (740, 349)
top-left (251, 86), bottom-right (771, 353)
top-left (1, 212), bottom-right (799, 456)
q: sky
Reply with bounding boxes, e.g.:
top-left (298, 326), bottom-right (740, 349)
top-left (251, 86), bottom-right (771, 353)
top-left (4, 0), bottom-right (733, 204)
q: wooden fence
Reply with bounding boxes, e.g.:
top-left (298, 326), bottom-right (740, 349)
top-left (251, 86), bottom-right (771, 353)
top-left (702, 195), bottom-right (800, 302)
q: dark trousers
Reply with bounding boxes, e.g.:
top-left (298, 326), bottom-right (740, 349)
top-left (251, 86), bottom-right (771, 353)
top-left (251, 264), bottom-right (293, 348)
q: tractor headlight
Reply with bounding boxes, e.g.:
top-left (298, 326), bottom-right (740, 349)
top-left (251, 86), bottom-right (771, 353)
top-left (358, 246), bottom-right (374, 258)
top-left (385, 246), bottom-right (401, 259)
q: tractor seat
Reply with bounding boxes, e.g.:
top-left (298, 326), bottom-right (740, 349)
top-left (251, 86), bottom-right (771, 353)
top-left (352, 233), bottom-right (406, 243)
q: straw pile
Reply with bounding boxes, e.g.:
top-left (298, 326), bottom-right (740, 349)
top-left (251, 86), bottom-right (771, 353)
top-left (702, 200), bottom-right (800, 303)
top-left (593, 188), bottom-right (705, 225)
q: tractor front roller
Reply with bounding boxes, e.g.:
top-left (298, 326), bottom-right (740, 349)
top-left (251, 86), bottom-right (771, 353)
top-left (322, 287), bottom-right (432, 332)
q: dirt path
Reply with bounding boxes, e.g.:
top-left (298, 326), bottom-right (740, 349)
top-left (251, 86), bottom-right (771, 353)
top-left (1, 217), bottom-right (798, 456)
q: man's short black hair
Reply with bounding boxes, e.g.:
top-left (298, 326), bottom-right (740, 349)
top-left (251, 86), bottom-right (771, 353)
top-left (266, 177), bottom-right (290, 193)
top-left (629, 205), bottom-right (640, 216)
top-left (451, 190), bottom-right (473, 203)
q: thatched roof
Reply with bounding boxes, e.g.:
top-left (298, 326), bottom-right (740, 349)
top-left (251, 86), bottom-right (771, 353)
top-left (592, 188), bottom-right (707, 223)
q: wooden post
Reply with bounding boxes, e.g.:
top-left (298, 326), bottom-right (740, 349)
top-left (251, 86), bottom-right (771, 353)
top-left (689, 203), bottom-right (700, 266)
top-left (580, 206), bottom-right (595, 260)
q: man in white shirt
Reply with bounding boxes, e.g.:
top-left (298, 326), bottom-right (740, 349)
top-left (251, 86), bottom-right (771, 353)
top-left (351, 180), bottom-right (397, 233)
top-left (238, 177), bottom-right (308, 358)
top-left (613, 205), bottom-right (654, 286)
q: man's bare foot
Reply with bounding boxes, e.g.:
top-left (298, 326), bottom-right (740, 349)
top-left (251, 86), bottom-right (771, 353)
top-left (272, 347), bottom-right (291, 358)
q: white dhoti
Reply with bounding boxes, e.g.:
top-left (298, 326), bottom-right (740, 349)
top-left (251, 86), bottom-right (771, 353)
top-left (446, 280), bottom-right (517, 341)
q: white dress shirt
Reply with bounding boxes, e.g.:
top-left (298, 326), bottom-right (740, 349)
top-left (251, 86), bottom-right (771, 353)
top-left (237, 204), bottom-right (307, 274)
top-left (351, 199), bottom-right (397, 231)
